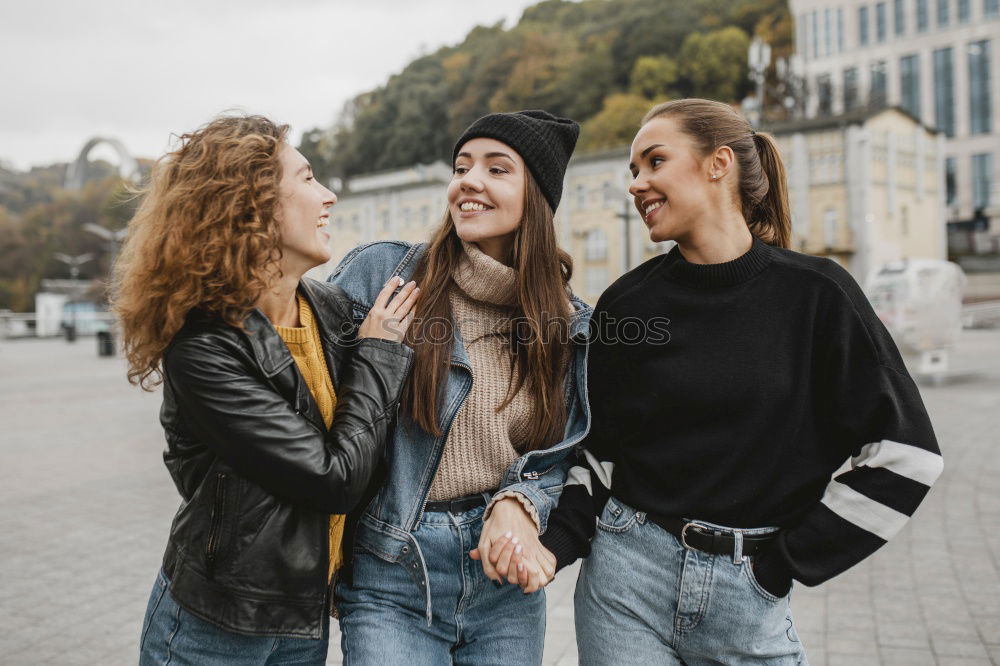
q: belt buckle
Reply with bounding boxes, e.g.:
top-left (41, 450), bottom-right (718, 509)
top-left (680, 521), bottom-right (701, 550)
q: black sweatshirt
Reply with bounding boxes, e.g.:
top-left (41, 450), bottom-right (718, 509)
top-left (542, 237), bottom-right (942, 595)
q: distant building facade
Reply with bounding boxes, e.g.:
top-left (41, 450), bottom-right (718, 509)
top-left (313, 107), bottom-right (943, 300)
top-left (790, 0), bottom-right (999, 248)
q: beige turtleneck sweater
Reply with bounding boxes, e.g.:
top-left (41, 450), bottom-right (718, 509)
top-left (427, 241), bottom-right (537, 509)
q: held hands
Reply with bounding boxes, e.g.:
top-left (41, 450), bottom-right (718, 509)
top-left (469, 497), bottom-right (556, 594)
top-left (358, 276), bottom-right (419, 342)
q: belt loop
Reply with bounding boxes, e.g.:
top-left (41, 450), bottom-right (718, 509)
top-left (733, 530), bottom-right (744, 565)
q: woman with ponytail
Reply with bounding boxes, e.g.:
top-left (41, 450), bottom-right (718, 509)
top-left (491, 99), bottom-right (942, 663)
top-left (327, 110), bottom-right (591, 663)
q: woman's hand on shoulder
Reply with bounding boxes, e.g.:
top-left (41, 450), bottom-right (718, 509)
top-left (357, 276), bottom-right (419, 342)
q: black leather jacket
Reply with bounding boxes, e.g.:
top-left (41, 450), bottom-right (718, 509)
top-left (158, 278), bottom-right (412, 639)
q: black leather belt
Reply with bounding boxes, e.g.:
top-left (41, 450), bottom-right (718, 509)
top-left (648, 514), bottom-right (777, 557)
top-left (425, 493), bottom-right (489, 514)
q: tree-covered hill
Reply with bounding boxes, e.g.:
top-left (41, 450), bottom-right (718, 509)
top-left (301, 0), bottom-right (791, 180)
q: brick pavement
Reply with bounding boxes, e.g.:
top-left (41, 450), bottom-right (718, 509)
top-left (0, 330), bottom-right (997, 665)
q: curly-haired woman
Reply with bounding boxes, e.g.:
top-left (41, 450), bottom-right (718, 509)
top-left (114, 114), bottom-right (418, 664)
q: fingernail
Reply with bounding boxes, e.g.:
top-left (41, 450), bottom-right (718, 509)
top-left (515, 545), bottom-right (522, 554)
top-left (504, 531), bottom-right (512, 539)
top-left (517, 562), bottom-right (523, 571)
top-left (511, 536), bottom-right (519, 544)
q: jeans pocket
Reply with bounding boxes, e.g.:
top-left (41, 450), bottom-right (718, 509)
top-left (595, 497), bottom-right (637, 534)
top-left (744, 557), bottom-right (784, 603)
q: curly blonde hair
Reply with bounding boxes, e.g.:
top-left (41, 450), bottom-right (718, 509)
top-left (113, 114), bottom-right (289, 389)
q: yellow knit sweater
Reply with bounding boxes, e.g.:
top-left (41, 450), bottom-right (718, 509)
top-left (274, 294), bottom-right (345, 581)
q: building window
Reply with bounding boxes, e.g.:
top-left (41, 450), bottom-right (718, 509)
top-left (824, 8), bottom-right (832, 55)
top-left (585, 268), bottom-right (609, 296)
top-left (972, 153), bottom-right (994, 209)
top-left (812, 10), bottom-right (820, 58)
top-left (987, 0), bottom-right (1000, 17)
top-left (798, 14), bottom-right (808, 60)
top-left (876, 2), bottom-right (888, 40)
top-left (602, 181), bottom-right (616, 209)
top-left (917, 0), bottom-right (929, 30)
top-left (575, 184), bottom-right (586, 209)
top-left (959, 0), bottom-right (971, 21)
top-left (420, 205), bottom-right (429, 225)
top-left (933, 47), bottom-right (955, 137)
top-left (844, 67), bottom-right (860, 110)
top-left (585, 229), bottom-right (608, 261)
top-left (900, 54), bottom-right (922, 118)
top-left (818, 74), bottom-right (834, 115)
top-left (945, 157), bottom-right (957, 206)
top-left (859, 5), bottom-right (871, 45)
top-left (870, 61), bottom-right (888, 108)
top-left (824, 209), bottom-right (839, 248)
top-left (895, 0), bottom-right (907, 33)
top-left (837, 8), bottom-right (845, 51)
top-left (968, 40), bottom-right (993, 135)
top-left (937, 0), bottom-right (950, 25)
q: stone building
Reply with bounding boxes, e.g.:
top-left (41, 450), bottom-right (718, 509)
top-left (312, 107), bottom-right (944, 301)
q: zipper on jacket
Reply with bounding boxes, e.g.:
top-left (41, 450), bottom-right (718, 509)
top-left (417, 362), bottom-right (472, 526)
top-left (205, 472), bottom-right (226, 579)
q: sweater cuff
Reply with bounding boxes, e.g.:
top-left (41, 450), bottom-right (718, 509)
top-left (752, 546), bottom-right (794, 598)
top-left (538, 523), bottom-right (581, 573)
top-left (485, 491), bottom-right (541, 532)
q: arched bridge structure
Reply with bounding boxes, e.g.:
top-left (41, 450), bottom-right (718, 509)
top-left (64, 137), bottom-right (141, 191)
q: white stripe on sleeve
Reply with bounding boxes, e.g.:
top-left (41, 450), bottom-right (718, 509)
top-left (565, 466), bottom-right (592, 494)
top-left (852, 440), bottom-right (943, 487)
top-left (582, 450), bottom-right (615, 490)
top-left (820, 480), bottom-right (909, 541)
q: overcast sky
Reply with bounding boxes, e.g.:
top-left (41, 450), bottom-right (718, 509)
top-left (0, 0), bottom-right (541, 170)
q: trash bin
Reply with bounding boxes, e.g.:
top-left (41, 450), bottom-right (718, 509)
top-left (64, 324), bottom-right (77, 343)
top-left (97, 330), bottom-right (115, 357)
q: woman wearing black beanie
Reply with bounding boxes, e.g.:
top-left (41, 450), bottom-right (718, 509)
top-left (327, 110), bottom-right (592, 664)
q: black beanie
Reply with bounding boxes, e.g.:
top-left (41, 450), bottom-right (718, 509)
top-left (452, 110), bottom-right (580, 212)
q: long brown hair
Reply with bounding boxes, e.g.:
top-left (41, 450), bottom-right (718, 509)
top-left (113, 114), bottom-right (289, 389)
top-left (643, 99), bottom-right (792, 248)
top-left (402, 171), bottom-right (573, 451)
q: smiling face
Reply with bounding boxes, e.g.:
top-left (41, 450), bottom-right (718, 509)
top-left (275, 143), bottom-right (337, 276)
top-left (628, 116), bottom-right (716, 243)
top-left (447, 137), bottom-right (526, 262)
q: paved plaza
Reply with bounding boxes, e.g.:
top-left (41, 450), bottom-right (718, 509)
top-left (1, 329), bottom-right (999, 665)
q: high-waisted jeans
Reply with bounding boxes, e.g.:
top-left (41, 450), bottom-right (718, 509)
top-left (335, 501), bottom-right (546, 665)
top-left (575, 496), bottom-right (808, 665)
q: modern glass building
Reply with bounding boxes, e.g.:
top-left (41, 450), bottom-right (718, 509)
top-left (792, 0), bottom-right (999, 240)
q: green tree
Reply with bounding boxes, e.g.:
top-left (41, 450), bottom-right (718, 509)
top-left (630, 55), bottom-right (680, 99)
top-left (578, 93), bottom-right (665, 152)
top-left (679, 26), bottom-right (752, 102)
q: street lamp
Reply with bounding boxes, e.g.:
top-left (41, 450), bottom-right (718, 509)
top-left (616, 196), bottom-right (634, 271)
top-left (53, 252), bottom-right (94, 342)
top-left (747, 37), bottom-right (773, 127)
top-left (83, 223), bottom-right (128, 268)
top-left (53, 252), bottom-right (95, 280)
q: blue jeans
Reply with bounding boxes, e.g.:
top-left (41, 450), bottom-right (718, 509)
top-left (575, 497), bottom-right (808, 665)
top-left (335, 502), bottom-right (546, 665)
top-left (139, 569), bottom-right (329, 665)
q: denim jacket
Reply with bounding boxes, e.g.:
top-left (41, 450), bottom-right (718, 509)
top-left (328, 241), bottom-right (593, 621)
